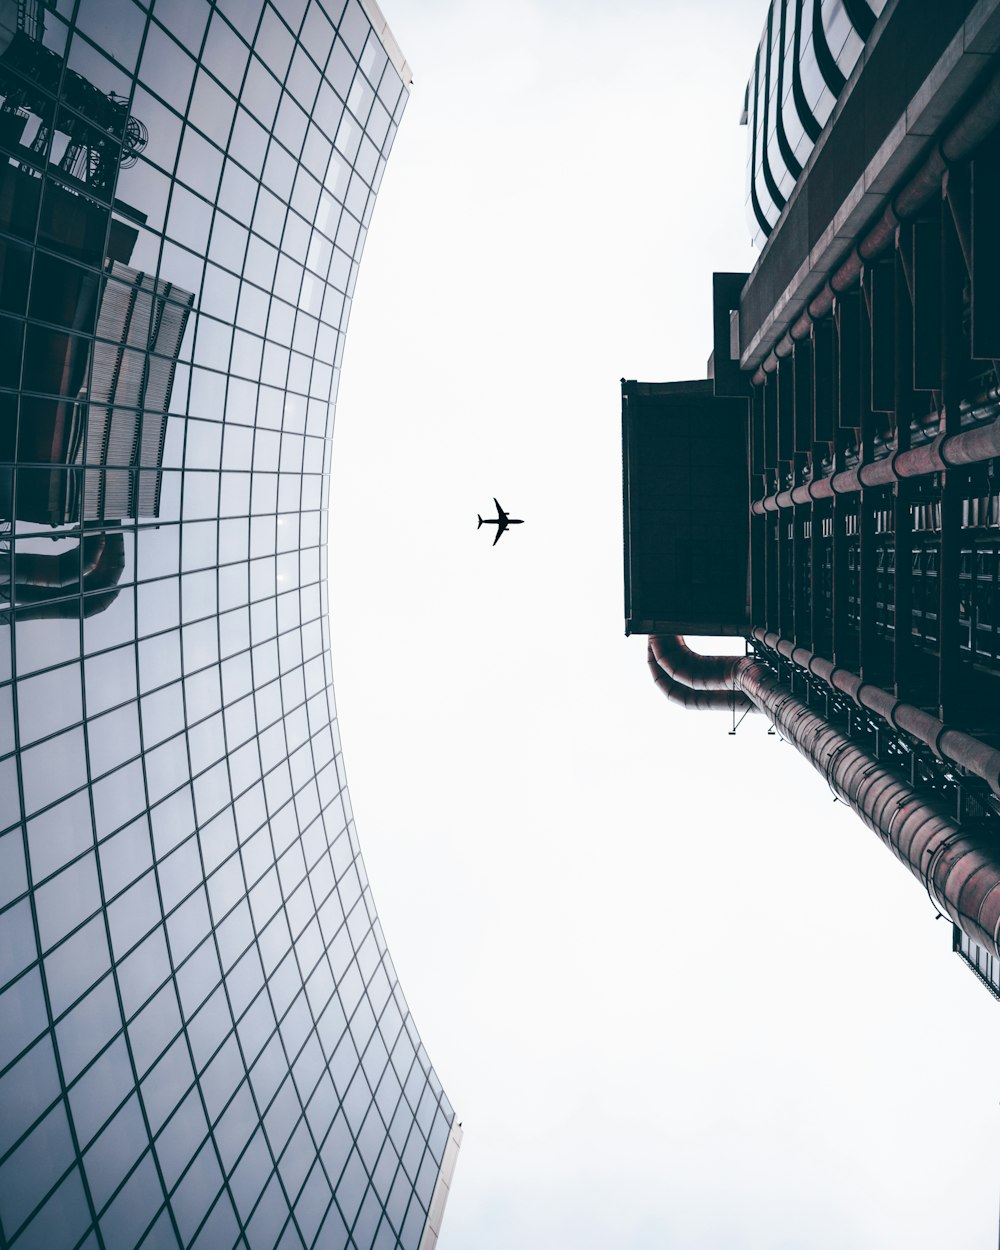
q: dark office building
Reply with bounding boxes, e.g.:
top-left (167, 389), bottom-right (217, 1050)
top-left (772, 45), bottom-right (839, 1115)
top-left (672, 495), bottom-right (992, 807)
top-left (0, 1), bottom-right (460, 1248)
top-left (625, 0), bottom-right (1000, 996)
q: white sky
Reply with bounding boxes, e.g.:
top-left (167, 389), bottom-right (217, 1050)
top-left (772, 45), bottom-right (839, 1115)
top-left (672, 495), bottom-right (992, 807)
top-left (331, 3), bottom-right (1000, 1247)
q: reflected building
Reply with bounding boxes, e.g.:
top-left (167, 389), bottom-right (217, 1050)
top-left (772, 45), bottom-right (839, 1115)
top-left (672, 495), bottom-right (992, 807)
top-left (0, 1), bottom-right (459, 1247)
top-left (625, 0), bottom-right (1000, 997)
top-left (1, 0), bottom-right (193, 620)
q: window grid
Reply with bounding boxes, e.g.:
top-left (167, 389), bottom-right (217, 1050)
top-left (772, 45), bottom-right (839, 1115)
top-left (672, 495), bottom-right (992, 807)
top-left (0, 2), bottom-right (453, 1247)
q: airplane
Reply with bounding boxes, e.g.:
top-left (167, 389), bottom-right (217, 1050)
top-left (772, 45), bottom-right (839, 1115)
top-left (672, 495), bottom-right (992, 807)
top-left (477, 498), bottom-right (524, 546)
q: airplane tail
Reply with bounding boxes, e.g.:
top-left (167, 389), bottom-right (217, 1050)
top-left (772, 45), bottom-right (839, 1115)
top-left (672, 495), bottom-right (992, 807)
top-left (477, 514), bottom-right (483, 529)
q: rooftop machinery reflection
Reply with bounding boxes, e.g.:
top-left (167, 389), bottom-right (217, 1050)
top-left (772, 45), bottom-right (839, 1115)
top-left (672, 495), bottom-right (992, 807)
top-left (0, 1), bottom-right (192, 620)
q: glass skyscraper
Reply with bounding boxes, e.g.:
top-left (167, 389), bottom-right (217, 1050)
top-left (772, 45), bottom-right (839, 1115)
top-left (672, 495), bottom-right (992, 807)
top-left (0, 1), bottom-right (459, 1247)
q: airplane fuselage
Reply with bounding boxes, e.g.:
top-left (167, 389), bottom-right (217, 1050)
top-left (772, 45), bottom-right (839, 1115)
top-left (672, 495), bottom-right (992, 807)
top-left (478, 499), bottom-right (523, 544)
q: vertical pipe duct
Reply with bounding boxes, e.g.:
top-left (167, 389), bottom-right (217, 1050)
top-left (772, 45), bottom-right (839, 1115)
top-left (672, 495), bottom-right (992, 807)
top-left (736, 659), bottom-right (1000, 959)
top-left (647, 635), bottom-right (1000, 958)
top-left (748, 627), bottom-right (1000, 793)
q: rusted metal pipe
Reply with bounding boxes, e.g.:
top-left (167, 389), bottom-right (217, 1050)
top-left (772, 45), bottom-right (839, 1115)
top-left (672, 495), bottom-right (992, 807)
top-left (647, 643), bottom-right (754, 712)
top-left (829, 248), bottom-right (863, 297)
top-left (734, 658), bottom-right (1000, 958)
top-left (941, 60), bottom-right (1000, 163)
top-left (858, 204), bottom-right (899, 262)
top-left (934, 419), bottom-right (1000, 468)
top-left (790, 310), bottom-right (812, 343)
top-left (648, 634), bottom-right (743, 691)
top-left (750, 627), bottom-right (1000, 793)
top-left (751, 413), bottom-right (1000, 513)
top-left (644, 633), bottom-right (1000, 955)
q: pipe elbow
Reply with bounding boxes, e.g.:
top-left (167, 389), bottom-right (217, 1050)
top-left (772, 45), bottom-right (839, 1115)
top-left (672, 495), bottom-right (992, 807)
top-left (647, 643), bottom-right (754, 713)
top-left (649, 634), bottom-right (742, 692)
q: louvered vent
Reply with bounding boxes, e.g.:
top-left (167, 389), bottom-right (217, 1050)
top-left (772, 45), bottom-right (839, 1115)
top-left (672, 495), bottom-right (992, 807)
top-left (74, 260), bottom-right (193, 520)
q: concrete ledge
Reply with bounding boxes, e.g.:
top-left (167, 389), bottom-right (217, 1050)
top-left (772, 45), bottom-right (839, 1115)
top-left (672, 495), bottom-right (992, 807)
top-left (966, 0), bottom-right (1000, 54)
top-left (417, 1121), bottom-right (463, 1250)
top-left (359, 0), bottom-right (413, 85)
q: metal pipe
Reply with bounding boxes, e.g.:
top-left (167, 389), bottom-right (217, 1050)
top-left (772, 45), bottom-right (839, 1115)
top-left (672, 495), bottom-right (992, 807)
top-left (643, 634), bottom-right (1000, 955)
top-left (11, 532), bottom-right (126, 619)
top-left (13, 533), bottom-right (109, 588)
top-left (934, 419), bottom-right (1000, 468)
top-left (751, 413), bottom-right (1000, 513)
top-left (734, 658), bottom-right (1000, 958)
top-left (647, 643), bottom-right (754, 712)
top-left (750, 627), bottom-right (1000, 793)
top-left (648, 634), bottom-right (743, 691)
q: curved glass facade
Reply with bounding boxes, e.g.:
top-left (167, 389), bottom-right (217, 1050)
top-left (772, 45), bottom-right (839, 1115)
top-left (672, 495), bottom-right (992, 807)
top-left (0, 2), bottom-right (457, 1248)
top-left (743, 0), bottom-right (889, 247)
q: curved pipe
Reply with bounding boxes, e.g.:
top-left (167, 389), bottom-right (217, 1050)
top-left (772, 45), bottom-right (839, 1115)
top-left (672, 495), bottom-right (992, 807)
top-left (750, 59), bottom-right (1000, 385)
top-left (649, 634), bottom-right (744, 692)
top-left (647, 643), bottom-right (755, 713)
top-left (13, 532), bottom-right (110, 588)
top-left (11, 531), bottom-right (126, 619)
top-left (735, 658), bottom-right (1000, 958)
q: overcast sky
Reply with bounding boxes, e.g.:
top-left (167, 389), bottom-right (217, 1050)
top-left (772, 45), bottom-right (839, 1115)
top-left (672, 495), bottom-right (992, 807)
top-left (330, 3), bottom-right (1000, 1247)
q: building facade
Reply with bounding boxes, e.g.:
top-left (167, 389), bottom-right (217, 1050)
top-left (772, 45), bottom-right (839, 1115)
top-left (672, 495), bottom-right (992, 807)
top-left (624, 0), bottom-right (1000, 996)
top-left (0, 1), bottom-right (459, 1247)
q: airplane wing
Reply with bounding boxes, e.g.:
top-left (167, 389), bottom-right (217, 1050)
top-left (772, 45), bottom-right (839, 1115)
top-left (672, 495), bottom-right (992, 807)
top-left (492, 525), bottom-right (504, 546)
top-left (493, 497), bottom-right (508, 522)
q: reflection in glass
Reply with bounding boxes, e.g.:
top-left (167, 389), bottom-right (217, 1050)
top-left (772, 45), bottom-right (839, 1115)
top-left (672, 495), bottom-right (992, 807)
top-left (0, 0), bottom-right (458, 1247)
top-left (1, 3), bottom-right (193, 624)
top-left (743, 0), bottom-right (887, 247)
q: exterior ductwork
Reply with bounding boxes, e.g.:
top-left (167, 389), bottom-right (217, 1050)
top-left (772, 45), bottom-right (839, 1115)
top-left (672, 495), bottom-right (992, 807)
top-left (645, 636), bottom-right (1000, 958)
top-left (749, 628), bottom-right (1000, 795)
top-left (648, 634), bottom-right (744, 691)
top-left (647, 642), bottom-right (755, 712)
top-left (4, 531), bottom-right (126, 619)
top-left (11, 531), bottom-right (118, 587)
top-left (752, 412), bottom-right (1000, 514)
top-left (735, 659), bottom-right (1000, 959)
